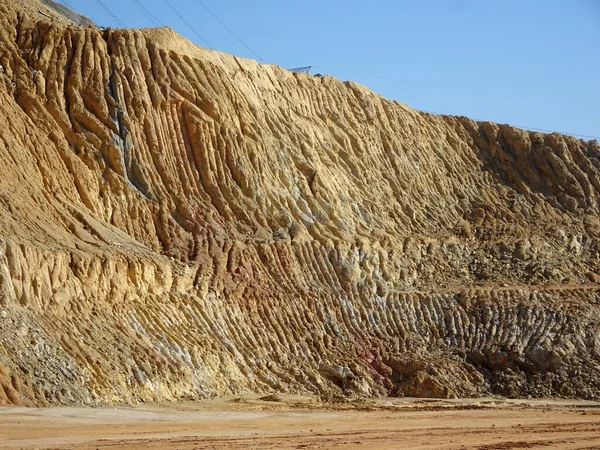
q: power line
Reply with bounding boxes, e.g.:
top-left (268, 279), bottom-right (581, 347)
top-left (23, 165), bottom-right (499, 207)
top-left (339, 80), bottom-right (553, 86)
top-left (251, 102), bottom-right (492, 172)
top-left (162, 0), bottom-right (213, 49)
top-left (130, 0), bottom-right (162, 27)
top-left (194, 0), bottom-right (265, 62)
top-left (57, 0), bottom-right (75, 9)
top-left (402, 95), bottom-right (593, 124)
top-left (46, 3), bottom-right (600, 142)
top-left (511, 126), bottom-right (599, 141)
top-left (92, 0), bottom-right (126, 28)
top-left (317, 65), bottom-right (598, 136)
top-left (422, 110), bottom-right (599, 140)
top-left (317, 66), bottom-right (600, 111)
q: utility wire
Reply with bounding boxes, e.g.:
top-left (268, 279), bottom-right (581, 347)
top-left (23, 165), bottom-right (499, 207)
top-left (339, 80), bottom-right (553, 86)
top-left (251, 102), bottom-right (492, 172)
top-left (57, 0), bottom-right (75, 9)
top-left (162, 0), bottom-right (213, 49)
top-left (131, 0), bottom-right (162, 27)
top-left (194, 0), bottom-right (265, 62)
top-left (317, 66), bottom-right (600, 110)
top-left (422, 109), bottom-right (599, 140)
top-left (400, 95), bottom-right (594, 124)
top-left (46, 3), bottom-right (599, 141)
top-left (318, 66), bottom-right (599, 137)
top-left (93, 0), bottom-right (126, 28)
top-left (511, 126), bottom-right (599, 141)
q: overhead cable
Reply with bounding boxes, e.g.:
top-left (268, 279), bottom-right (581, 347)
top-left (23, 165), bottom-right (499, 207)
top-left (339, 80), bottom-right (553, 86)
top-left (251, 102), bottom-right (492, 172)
top-left (422, 109), bottom-right (598, 140)
top-left (402, 96), bottom-right (594, 123)
top-left (162, 0), bottom-right (213, 49)
top-left (510, 126), bottom-right (599, 140)
top-left (93, 0), bottom-right (126, 28)
top-left (131, 0), bottom-right (162, 27)
top-left (316, 66), bottom-right (600, 110)
top-left (194, 0), bottom-right (265, 62)
top-left (58, 0), bottom-right (75, 9)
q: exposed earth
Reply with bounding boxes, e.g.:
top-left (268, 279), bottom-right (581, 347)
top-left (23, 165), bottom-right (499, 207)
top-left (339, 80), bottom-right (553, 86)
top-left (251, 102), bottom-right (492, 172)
top-left (1, 1), bottom-right (600, 448)
top-left (2, 396), bottom-right (600, 449)
top-left (0, 0), bottom-right (599, 408)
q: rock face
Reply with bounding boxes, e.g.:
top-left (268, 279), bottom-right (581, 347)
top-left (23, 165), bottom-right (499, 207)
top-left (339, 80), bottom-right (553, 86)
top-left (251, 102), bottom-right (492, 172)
top-left (39, 0), bottom-right (94, 27)
top-left (0, 0), bottom-right (599, 406)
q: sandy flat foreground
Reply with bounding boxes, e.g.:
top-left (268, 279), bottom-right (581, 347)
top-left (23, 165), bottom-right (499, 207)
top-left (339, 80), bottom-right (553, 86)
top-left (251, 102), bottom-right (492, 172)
top-left (1, 396), bottom-right (600, 450)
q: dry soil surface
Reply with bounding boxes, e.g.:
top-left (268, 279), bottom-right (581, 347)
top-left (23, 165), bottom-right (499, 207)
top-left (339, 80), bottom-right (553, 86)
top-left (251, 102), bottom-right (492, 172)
top-left (1, 396), bottom-right (600, 449)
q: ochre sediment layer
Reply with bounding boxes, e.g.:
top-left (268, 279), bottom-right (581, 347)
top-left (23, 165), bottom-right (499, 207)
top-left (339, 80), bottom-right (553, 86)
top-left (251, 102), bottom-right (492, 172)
top-left (0, 0), bottom-right (599, 405)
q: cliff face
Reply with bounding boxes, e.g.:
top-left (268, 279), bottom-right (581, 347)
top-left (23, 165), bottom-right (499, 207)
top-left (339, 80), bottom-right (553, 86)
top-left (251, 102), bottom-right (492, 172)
top-left (0, 0), bottom-right (599, 406)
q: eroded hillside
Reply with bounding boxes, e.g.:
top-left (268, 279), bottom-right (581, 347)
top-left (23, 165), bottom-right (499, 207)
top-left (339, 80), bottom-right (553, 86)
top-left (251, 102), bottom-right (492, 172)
top-left (0, 0), bottom-right (599, 405)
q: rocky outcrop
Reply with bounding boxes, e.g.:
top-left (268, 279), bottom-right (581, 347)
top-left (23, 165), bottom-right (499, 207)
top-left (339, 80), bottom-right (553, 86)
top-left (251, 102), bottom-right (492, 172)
top-left (40, 0), bottom-right (94, 27)
top-left (0, 0), bottom-right (599, 405)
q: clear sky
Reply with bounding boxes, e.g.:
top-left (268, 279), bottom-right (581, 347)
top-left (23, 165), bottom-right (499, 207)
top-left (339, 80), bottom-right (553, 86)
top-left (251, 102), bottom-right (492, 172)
top-left (59, 0), bottom-right (599, 140)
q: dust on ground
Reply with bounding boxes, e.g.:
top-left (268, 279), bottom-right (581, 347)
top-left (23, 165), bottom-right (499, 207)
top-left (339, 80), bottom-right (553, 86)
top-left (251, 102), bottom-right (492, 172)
top-left (1, 395), bottom-right (600, 449)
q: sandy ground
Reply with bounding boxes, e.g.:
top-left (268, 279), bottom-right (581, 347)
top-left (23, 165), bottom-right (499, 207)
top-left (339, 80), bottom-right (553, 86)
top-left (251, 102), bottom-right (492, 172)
top-left (1, 396), bottom-right (600, 449)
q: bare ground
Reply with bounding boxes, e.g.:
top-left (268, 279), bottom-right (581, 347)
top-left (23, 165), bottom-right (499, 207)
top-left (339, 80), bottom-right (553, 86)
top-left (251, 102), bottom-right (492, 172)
top-left (1, 396), bottom-right (600, 449)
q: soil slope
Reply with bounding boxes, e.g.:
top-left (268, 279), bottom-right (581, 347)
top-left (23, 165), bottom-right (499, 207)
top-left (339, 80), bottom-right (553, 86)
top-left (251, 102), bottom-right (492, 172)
top-left (0, 0), bottom-right (599, 406)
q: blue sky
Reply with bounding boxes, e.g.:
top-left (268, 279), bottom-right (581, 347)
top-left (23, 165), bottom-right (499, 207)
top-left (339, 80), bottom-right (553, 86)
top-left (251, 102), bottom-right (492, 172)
top-left (59, 0), bottom-right (599, 140)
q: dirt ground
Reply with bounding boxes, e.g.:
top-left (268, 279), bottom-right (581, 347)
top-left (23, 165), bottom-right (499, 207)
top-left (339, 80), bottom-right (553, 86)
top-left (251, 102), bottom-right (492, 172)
top-left (1, 396), bottom-right (600, 450)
